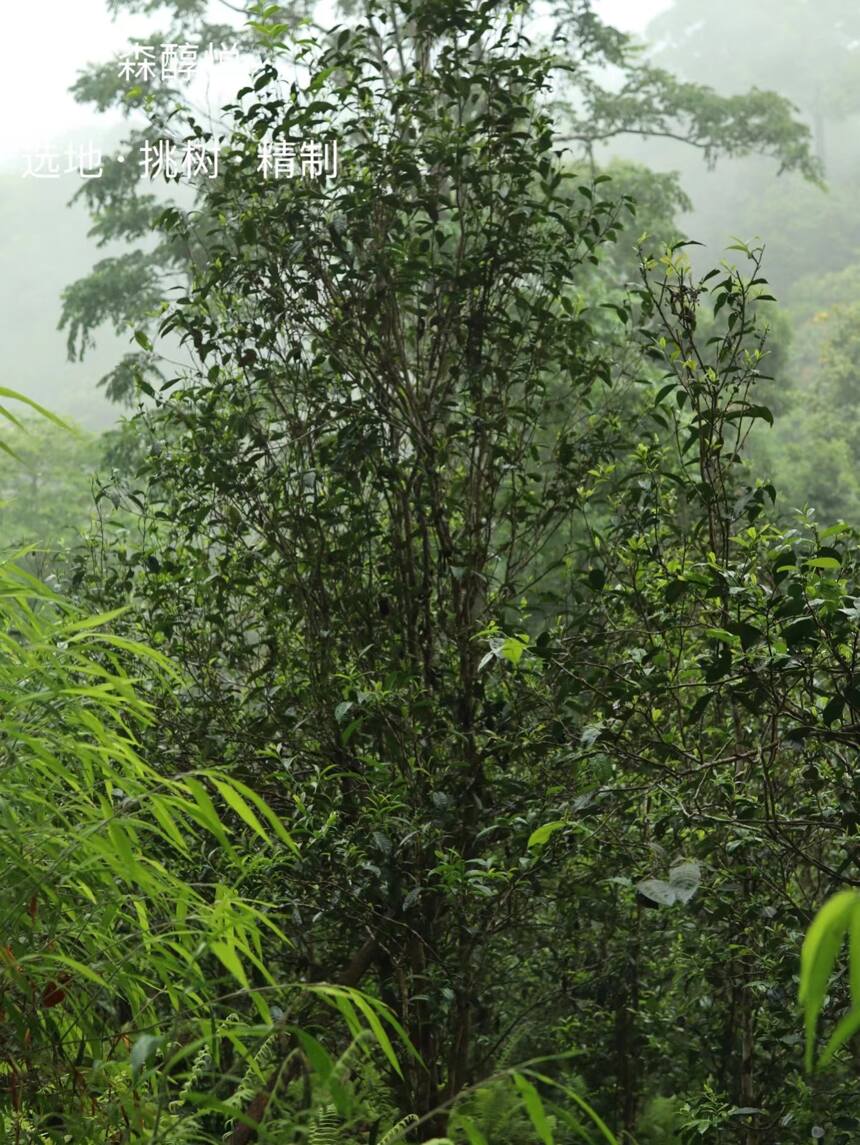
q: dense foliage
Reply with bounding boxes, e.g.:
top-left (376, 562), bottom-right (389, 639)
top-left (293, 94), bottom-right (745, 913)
top-left (6, 2), bottom-right (860, 1144)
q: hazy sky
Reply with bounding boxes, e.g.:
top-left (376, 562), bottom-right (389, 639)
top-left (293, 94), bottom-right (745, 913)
top-left (0, 0), bottom-right (670, 167)
top-left (0, 1), bottom-right (247, 169)
top-left (596, 0), bottom-right (670, 35)
top-left (0, 1), bottom-right (140, 164)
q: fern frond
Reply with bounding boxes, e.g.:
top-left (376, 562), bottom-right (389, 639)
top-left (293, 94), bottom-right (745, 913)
top-left (227, 1028), bottom-right (283, 1116)
top-left (378, 1112), bottom-right (419, 1145)
top-left (494, 1023), bottom-right (531, 1072)
top-left (309, 1102), bottom-right (341, 1145)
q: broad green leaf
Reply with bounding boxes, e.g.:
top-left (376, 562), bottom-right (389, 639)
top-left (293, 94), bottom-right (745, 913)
top-left (130, 1033), bottom-right (163, 1080)
top-left (528, 821), bottom-right (565, 850)
top-left (799, 891), bottom-right (860, 1070)
top-left (807, 557), bottom-right (841, 570)
top-left (501, 635), bottom-right (530, 664)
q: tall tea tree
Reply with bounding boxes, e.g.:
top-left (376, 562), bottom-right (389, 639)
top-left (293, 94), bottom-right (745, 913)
top-left (77, 0), bottom-right (644, 1128)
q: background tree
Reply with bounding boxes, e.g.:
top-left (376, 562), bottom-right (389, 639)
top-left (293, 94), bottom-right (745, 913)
top-left (638, 0), bottom-right (860, 524)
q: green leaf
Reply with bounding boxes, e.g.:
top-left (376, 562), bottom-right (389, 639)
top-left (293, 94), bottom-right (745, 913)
top-left (452, 1115), bottom-right (489, 1145)
top-left (637, 862), bottom-right (701, 907)
top-left (807, 557), bottom-right (841, 570)
top-left (220, 775), bottom-right (300, 854)
top-left (524, 1070), bottom-right (618, 1144)
top-left (512, 1072), bottom-right (554, 1145)
top-left (705, 627), bottom-right (739, 647)
top-left (130, 1033), bottom-right (163, 1080)
top-left (184, 778), bottom-right (232, 851)
top-left (211, 777), bottom-right (271, 845)
top-left (38, 954), bottom-right (109, 990)
top-left (0, 386), bottom-right (72, 432)
top-left (501, 635), bottom-right (529, 665)
top-left (348, 991), bottom-right (404, 1078)
top-left (664, 578), bottom-right (687, 603)
top-left (210, 940), bottom-right (250, 989)
top-left (799, 891), bottom-right (860, 1070)
top-left (528, 821), bottom-right (565, 850)
top-left (818, 1006), bottom-right (860, 1068)
top-left (820, 523), bottom-right (851, 540)
top-left (850, 907), bottom-right (860, 1011)
top-left (294, 1029), bottom-right (335, 1081)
